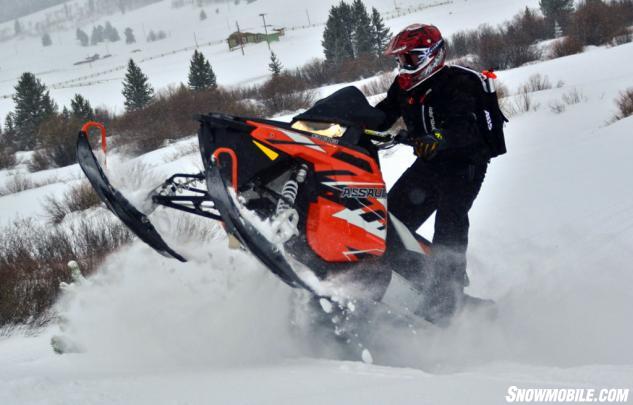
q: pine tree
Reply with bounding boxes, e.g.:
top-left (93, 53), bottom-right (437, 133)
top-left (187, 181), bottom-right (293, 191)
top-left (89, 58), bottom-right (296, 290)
top-left (5, 113), bottom-right (15, 134)
top-left (188, 50), bottom-right (217, 91)
top-left (322, 2), bottom-right (355, 64)
top-left (62, 106), bottom-right (71, 121)
top-left (338, 2), bottom-right (356, 57)
top-left (124, 27), bottom-right (136, 44)
top-left (104, 22), bottom-right (120, 42)
top-left (351, 0), bottom-right (374, 56)
top-left (70, 94), bottom-right (95, 121)
top-left (42, 33), bottom-right (52, 47)
top-left (200, 9), bottom-right (207, 20)
top-left (539, 0), bottom-right (574, 33)
top-left (3, 112), bottom-right (16, 149)
top-left (91, 25), bottom-right (105, 45)
top-left (11, 73), bottom-right (57, 150)
top-left (14, 19), bottom-right (22, 36)
top-left (268, 51), bottom-right (283, 76)
top-left (76, 28), bottom-right (89, 46)
top-left (370, 7), bottom-right (391, 55)
top-left (122, 59), bottom-right (154, 111)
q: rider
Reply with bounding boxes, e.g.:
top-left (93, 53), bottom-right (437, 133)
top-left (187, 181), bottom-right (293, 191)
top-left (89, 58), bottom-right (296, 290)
top-left (375, 24), bottom-right (505, 324)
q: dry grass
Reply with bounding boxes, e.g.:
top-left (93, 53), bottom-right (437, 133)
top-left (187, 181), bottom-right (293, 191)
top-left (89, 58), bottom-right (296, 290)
top-left (1, 174), bottom-right (34, 195)
top-left (549, 88), bottom-right (588, 114)
top-left (613, 88), bottom-right (633, 121)
top-left (514, 87), bottom-right (537, 114)
top-left (43, 181), bottom-right (101, 225)
top-left (562, 88), bottom-right (587, 105)
top-left (0, 217), bottom-right (132, 328)
top-left (1, 174), bottom-right (53, 196)
top-left (523, 74), bottom-right (552, 92)
top-left (0, 174), bottom-right (61, 197)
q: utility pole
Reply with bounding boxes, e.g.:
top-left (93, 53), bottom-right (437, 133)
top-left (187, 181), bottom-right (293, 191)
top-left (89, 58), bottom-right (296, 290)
top-left (259, 13), bottom-right (271, 51)
top-left (393, 0), bottom-right (400, 16)
top-left (235, 21), bottom-right (245, 56)
top-left (305, 9), bottom-right (311, 26)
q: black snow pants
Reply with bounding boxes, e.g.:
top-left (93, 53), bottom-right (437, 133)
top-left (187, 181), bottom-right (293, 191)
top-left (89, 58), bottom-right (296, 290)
top-left (387, 158), bottom-right (488, 292)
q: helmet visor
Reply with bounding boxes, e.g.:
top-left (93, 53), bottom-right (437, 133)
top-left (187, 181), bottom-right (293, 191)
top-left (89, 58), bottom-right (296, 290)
top-left (395, 40), bottom-right (444, 71)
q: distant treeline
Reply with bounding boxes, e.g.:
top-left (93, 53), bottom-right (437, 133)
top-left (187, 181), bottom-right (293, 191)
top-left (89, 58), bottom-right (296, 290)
top-left (0, 0), bottom-right (66, 23)
top-left (0, 0), bottom-right (163, 25)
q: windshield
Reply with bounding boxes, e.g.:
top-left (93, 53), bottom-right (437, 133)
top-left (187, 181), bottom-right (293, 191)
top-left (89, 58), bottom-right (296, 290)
top-left (291, 120), bottom-right (347, 138)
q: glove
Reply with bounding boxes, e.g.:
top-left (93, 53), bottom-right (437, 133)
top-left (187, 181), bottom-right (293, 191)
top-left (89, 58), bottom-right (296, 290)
top-left (414, 130), bottom-right (444, 161)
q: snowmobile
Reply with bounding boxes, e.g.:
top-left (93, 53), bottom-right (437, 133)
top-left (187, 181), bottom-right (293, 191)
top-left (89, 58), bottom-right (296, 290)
top-left (76, 86), bottom-right (446, 330)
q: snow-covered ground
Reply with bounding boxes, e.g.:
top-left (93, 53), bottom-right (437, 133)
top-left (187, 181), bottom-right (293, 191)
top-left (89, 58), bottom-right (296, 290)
top-left (2, 1), bottom-right (633, 404)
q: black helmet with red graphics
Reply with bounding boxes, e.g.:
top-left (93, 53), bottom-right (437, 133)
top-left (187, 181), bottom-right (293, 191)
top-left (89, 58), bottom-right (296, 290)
top-left (385, 24), bottom-right (446, 91)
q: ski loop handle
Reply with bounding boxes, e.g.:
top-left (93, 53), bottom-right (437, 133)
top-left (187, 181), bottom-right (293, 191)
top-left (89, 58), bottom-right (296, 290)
top-left (81, 121), bottom-right (108, 167)
top-left (212, 148), bottom-right (238, 191)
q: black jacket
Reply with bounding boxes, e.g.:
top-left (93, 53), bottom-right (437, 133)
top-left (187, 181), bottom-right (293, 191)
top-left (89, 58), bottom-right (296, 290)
top-left (376, 65), bottom-right (492, 163)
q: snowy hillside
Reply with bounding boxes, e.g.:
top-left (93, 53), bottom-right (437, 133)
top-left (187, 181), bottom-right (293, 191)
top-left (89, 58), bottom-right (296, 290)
top-left (0, 0), bottom-right (540, 117)
top-left (1, 1), bottom-right (633, 404)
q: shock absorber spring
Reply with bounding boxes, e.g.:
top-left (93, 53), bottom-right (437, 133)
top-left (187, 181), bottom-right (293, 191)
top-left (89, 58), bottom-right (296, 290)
top-left (276, 164), bottom-right (308, 215)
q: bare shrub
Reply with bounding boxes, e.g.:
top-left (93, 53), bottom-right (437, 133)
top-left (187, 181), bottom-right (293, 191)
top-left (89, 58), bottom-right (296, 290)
top-left (43, 181), bottom-right (101, 225)
top-left (511, 86), bottom-right (537, 115)
top-left (550, 36), bottom-right (584, 58)
top-left (495, 81), bottom-right (513, 116)
top-left (35, 115), bottom-right (83, 169)
top-left (112, 85), bottom-right (261, 155)
top-left (613, 88), bottom-right (633, 121)
top-left (0, 147), bottom-right (16, 170)
top-left (495, 80), bottom-right (510, 100)
top-left (258, 73), bottom-right (316, 116)
top-left (296, 58), bottom-right (332, 87)
top-left (28, 149), bottom-right (51, 172)
top-left (524, 74), bottom-right (552, 92)
top-left (613, 30), bottom-right (632, 46)
top-left (294, 55), bottom-right (395, 88)
top-left (0, 218), bottom-right (132, 327)
top-left (0, 173), bottom-right (61, 196)
top-left (570, 0), bottom-right (630, 46)
top-left (474, 8), bottom-right (546, 70)
top-left (562, 88), bottom-right (587, 105)
top-left (1, 174), bottom-right (33, 195)
top-left (477, 25), bottom-right (507, 69)
top-left (447, 30), bottom-right (474, 59)
top-left (548, 88), bottom-right (587, 114)
top-left (359, 72), bottom-right (396, 97)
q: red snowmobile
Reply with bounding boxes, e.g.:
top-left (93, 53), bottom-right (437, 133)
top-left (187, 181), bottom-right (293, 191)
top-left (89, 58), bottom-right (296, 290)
top-left (77, 87), bottom-right (440, 323)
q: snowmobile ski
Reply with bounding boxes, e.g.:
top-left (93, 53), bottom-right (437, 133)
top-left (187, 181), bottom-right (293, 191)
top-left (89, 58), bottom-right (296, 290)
top-left (205, 164), bottom-right (318, 293)
top-left (76, 130), bottom-right (187, 262)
